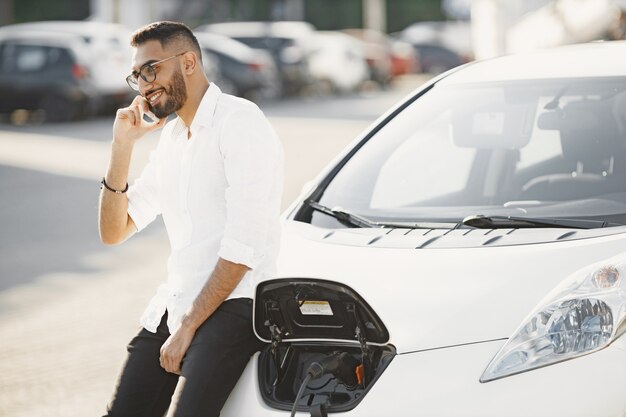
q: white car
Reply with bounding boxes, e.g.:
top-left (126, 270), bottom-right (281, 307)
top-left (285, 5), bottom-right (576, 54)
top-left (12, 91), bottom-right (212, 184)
top-left (224, 41), bottom-right (626, 417)
top-left (308, 31), bottom-right (369, 93)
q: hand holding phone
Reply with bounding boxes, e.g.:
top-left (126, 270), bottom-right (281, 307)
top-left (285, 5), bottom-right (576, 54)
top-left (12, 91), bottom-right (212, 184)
top-left (113, 95), bottom-right (166, 145)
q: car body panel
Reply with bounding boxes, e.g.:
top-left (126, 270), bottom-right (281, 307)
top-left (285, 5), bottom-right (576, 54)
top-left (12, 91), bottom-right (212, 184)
top-left (440, 41), bottom-right (626, 84)
top-left (222, 340), bottom-right (626, 417)
top-left (352, 341), bottom-right (626, 417)
top-left (277, 221), bottom-right (626, 353)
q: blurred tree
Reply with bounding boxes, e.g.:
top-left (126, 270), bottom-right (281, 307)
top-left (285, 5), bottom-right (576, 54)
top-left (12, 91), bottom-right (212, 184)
top-left (387, 0), bottom-right (446, 33)
top-left (170, 0), bottom-right (273, 27)
top-left (304, 0), bottom-right (444, 32)
top-left (305, 0), bottom-right (363, 30)
top-left (14, 0), bottom-right (90, 23)
top-left (164, 0), bottom-right (445, 33)
top-left (270, 0), bottom-right (304, 20)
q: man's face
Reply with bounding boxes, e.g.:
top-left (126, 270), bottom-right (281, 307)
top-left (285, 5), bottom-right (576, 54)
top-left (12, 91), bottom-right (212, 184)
top-left (131, 40), bottom-right (188, 119)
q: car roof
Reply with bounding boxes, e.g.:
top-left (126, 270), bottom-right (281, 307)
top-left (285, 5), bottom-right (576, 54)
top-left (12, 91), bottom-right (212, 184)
top-left (439, 41), bottom-right (626, 85)
top-left (0, 30), bottom-right (90, 62)
top-left (194, 31), bottom-right (259, 61)
top-left (0, 29), bottom-right (86, 47)
top-left (313, 31), bottom-right (363, 48)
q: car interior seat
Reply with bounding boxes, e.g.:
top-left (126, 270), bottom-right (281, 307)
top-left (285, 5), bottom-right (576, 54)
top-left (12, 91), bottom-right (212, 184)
top-left (520, 99), bottom-right (624, 201)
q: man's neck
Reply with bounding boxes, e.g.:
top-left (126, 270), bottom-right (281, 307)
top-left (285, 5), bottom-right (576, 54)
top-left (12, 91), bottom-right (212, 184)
top-left (177, 80), bottom-right (210, 127)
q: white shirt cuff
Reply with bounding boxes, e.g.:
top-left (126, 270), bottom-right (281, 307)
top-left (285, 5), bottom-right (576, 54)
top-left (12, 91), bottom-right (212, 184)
top-left (218, 237), bottom-right (260, 269)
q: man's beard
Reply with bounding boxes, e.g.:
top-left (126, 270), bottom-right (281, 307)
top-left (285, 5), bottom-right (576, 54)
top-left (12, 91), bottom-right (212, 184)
top-left (149, 68), bottom-right (187, 119)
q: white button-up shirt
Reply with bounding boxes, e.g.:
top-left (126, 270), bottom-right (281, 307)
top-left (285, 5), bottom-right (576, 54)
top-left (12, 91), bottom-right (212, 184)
top-left (127, 84), bottom-right (283, 333)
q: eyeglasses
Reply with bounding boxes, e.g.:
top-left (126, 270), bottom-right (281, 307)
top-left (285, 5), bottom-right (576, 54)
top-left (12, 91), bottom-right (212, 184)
top-left (125, 51), bottom-right (187, 91)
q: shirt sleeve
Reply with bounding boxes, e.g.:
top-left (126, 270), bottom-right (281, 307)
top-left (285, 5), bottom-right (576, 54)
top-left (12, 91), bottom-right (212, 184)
top-left (217, 108), bottom-right (283, 269)
top-left (127, 149), bottom-right (161, 232)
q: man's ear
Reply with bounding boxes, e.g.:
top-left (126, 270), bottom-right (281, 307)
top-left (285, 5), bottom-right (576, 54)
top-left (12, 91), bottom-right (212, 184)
top-left (182, 51), bottom-right (198, 75)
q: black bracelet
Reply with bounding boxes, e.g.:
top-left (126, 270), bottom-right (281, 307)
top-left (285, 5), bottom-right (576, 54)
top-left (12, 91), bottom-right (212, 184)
top-left (101, 177), bottom-right (129, 194)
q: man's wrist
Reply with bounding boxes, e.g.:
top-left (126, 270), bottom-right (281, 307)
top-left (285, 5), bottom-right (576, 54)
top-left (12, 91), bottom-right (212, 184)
top-left (111, 137), bottom-right (135, 150)
top-left (101, 177), bottom-right (128, 194)
top-left (179, 313), bottom-right (200, 333)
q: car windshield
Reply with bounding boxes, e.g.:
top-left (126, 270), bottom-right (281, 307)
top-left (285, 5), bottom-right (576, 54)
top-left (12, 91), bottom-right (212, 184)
top-left (316, 77), bottom-right (626, 227)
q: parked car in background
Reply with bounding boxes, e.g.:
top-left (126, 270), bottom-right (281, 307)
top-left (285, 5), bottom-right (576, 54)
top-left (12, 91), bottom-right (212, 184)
top-left (389, 38), bottom-right (419, 76)
top-left (219, 41), bottom-right (626, 417)
top-left (195, 32), bottom-right (280, 101)
top-left (0, 21), bottom-right (134, 113)
top-left (0, 31), bottom-right (99, 121)
top-left (342, 28), bottom-right (394, 87)
top-left (400, 20), bottom-right (471, 74)
top-left (308, 31), bottom-right (368, 93)
top-left (411, 42), bottom-right (466, 74)
top-left (197, 21), bottom-right (316, 96)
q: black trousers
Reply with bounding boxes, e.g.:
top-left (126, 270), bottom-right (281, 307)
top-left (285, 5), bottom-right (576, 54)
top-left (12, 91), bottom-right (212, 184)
top-left (103, 298), bottom-right (265, 417)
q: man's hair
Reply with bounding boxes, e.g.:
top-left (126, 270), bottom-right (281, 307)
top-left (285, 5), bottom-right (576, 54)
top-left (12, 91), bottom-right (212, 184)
top-left (131, 21), bottom-right (202, 63)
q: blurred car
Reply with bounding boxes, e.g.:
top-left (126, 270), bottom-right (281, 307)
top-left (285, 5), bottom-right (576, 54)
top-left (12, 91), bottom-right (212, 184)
top-left (195, 32), bottom-right (280, 101)
top-left (400, 20), bottom-right (471, 74)
top-left (219, 41), bottom-right (626, 417)
top-left (197, 21), bottom-right (316, 96)
top-left (411, 42), bottom-right (466, 74)
top-left (308, 31), bottom-right (368, 93)
top-left (389, 37), bottom-right (419, 76)
top-left (0, 21), bottom-right (134, 113)
top-left (0, 31), bottom-right (99, 121)
top-left (342, 28), bottom-right (394, 87)
top-left (401, 20), bottom-right (473, 57)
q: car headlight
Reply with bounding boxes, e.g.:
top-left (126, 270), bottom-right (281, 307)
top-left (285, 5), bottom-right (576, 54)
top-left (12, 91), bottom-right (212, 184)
top-left (481, 256), bottom-right (626, 382)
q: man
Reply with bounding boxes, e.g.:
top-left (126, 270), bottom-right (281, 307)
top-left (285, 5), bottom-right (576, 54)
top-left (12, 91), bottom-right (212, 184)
top-left (99, 21), bottom-right (283, 417)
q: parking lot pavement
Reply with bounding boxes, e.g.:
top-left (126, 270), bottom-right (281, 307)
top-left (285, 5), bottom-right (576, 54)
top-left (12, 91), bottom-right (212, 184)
top-left (0, 232), bottom-right (169, 417)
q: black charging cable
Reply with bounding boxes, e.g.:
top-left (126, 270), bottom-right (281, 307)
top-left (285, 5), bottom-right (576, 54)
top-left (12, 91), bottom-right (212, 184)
top-left (290, 352), bottom-right (360, 417)
top-left (290, 372), bottom-right (313, 417)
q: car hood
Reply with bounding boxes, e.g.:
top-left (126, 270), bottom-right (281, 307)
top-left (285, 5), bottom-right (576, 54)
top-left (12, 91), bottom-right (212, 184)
top-left (273, 221), bottom-right (626, 354)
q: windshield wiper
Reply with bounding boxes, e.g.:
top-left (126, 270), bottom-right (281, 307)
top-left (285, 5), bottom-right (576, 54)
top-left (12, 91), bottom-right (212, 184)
top-left (461, 214), bottom-right (608, 229)
top-left (307, 201), bottom-right (384, 228)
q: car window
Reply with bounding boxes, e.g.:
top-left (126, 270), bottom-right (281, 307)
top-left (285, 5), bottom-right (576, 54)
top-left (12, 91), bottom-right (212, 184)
top-left (46, 46), bottom-right (74, 71)
top-left (317, 78), bottom-right (626, 224)
top-left (516, 97), bottom-right (562, 170)
top-left (370, 108), bottom-right (475, 208)
top-left (516, 95), bottom-right (598, 170)
top-left (0, 43), bottom-right (73, 73)
top-left (15, 44), bottom-right (48, 72)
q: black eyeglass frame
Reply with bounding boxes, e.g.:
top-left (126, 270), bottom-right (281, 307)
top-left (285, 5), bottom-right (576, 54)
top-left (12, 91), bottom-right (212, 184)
top-left (125, 51), bottom-right (188, 91)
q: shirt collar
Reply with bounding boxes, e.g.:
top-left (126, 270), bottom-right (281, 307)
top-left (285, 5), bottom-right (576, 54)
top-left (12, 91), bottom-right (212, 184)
top-left (192, 82), bottom-right (221, 130)
top-left (173, 83), bottom-right (221, 138)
